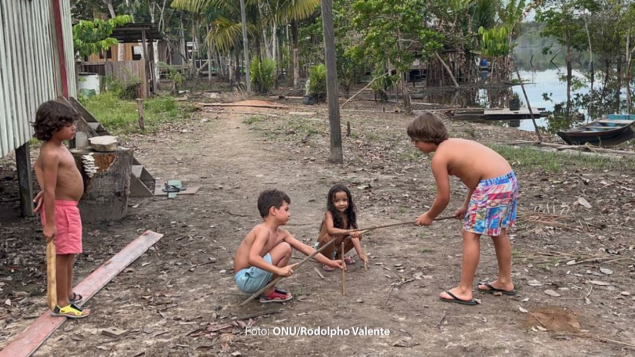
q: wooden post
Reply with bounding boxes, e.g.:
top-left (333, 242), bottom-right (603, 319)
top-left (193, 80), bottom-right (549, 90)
top-left (513, 62), bottom-right (543, 142)
top-left (346, 121), bottom-right (350, 137)
top-left (141, 29), bottom-right (150, 98)
top-left (15, 143), bottom-right (34, 217)
top-left (340, 241), bottom-right (346, 295)
top-left (321, 0), bottom-right (343, 163)
top-left (137, 99), bottom-right (145, 131)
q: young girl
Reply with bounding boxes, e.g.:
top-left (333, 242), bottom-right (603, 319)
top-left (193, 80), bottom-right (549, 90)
top-left (316, 184), bottom-right (368, 271)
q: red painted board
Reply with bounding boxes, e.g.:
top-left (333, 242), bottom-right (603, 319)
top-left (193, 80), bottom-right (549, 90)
top-left (0, 230), bottom-right (163, 357)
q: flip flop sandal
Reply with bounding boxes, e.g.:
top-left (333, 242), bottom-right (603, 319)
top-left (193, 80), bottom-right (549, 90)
top-left (51, 304), bottom-right (91, 319)
top-left (344, 256), bottom-right (356, 265)
top-left (439, 291), bottom-right (478, 306)
top-left (322, 264), bottom-right (335, 272)
top-left (478, 283), bottom-right (517, 296)
top-left (259, 290), bottom-right (293, 304)
top-left (69, 292), bottom-right (83, 304)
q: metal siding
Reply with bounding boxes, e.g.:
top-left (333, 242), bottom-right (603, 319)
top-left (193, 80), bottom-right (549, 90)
top-left (0, 0), bottom-right (72, 158)
top-left (61, 0), bottom-right (76, 97)
top-left (0, 4), bottom-right (9, 155)
top-left (2, 0), bottom-right (18, 156)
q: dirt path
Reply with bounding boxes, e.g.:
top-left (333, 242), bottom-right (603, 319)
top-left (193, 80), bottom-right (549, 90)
top-left (2, 102), bottom-right (634, 356)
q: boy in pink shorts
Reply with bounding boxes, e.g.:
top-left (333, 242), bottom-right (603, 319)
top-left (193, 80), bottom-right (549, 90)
top-left (33, 101), bottom-right (90, 318)
top-left (408, 112), bottom-right (518, 306)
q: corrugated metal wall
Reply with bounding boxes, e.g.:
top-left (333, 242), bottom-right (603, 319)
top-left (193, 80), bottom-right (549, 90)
top-left (0, 0), bottom-right (76, 158)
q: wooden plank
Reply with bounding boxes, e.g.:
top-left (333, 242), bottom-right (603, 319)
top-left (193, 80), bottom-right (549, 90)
top-left (597, 119), bottom-right (634, 125)
top-left (0, 230), bottom-right (163, 357)
top-left (15, 142), bottom-right (34, 217)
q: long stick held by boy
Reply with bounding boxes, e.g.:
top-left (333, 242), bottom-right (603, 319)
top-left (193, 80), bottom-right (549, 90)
top-left (408, 112), bottom-right (519, 306)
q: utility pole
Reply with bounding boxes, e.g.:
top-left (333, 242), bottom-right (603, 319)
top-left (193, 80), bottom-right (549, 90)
top-left (239, 0), bottom-right (251, 92)
top-left (320, 0), bottom-right (342, 163)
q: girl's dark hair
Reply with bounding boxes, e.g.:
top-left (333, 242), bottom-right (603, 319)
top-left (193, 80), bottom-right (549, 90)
top-left (32, 101), bottom-right (80, 141)
top-left (326, 184), bottom-right (357, 230)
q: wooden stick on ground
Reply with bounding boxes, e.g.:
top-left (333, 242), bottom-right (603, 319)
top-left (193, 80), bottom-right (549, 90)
top-left (240, 237), bottom-right (345, 306)
top-left (46, 241), bottom-right (56, 310)
top-left (341, 242), bottom-right (346, 296)
top-left (363, 247), bottom-right (368, 272)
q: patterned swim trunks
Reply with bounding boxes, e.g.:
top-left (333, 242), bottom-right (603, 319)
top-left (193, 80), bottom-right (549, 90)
top-left (463, 171), bottom-right (518, 236)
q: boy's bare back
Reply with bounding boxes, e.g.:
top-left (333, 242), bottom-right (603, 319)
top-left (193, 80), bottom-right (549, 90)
top-left (234, 223), bottom-right (289, 272)
top-left (35, 142), bottom-right (83, 201)
top-left (434, 138), bottom-right (512, 190)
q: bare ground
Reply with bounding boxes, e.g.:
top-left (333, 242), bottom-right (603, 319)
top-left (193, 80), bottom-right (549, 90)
top-left (1, 97), bottom-right (635, 357)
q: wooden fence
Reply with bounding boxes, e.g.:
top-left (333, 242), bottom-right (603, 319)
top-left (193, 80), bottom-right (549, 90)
top-left (78, 60), bottom-right (151, 98)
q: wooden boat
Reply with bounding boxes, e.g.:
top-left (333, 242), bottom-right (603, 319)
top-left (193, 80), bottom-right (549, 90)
top-left (556, 114), bottom-right (635, 146)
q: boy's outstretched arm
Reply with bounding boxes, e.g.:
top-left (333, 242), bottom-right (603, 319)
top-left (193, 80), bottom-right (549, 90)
top-left (417, 156), bottom-right (450, 226)
top-left (283, 232), bottom-right (344, 269)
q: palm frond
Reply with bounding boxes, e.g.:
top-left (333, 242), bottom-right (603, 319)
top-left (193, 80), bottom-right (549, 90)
top-left (206, 16), bottom-right (258, 53)
top-left (280, 0), bottom-right (321, 21)
top-left (171, 0), bottom-right (236, 13)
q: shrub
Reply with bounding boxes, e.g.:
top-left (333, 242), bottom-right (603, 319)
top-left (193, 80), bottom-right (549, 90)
top-left (308, 64), bottom-right (327, 103)
top-left (250, 57), bottom-right (276, 94)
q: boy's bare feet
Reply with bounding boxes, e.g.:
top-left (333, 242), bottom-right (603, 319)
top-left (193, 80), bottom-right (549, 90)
top-left (478, 281), bottom-right (516, 295)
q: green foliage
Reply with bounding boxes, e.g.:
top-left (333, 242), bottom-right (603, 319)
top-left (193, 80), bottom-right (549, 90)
top-left (102, 71), bottom-right (142, 100)
top-left (79, 92), bottom-right (193, 134)
top-left (72, 15), bottom-right (132, 58)
top-left (308, 64), bottom-right (327, 103)
top-left (370, 67), bottom-right (398, 102)
top-left (479, 25), bottom-right (513, 58)
top-left (250, 57), bottom-right (276, 95)
top-left (352, 0), bottom-right (443, 73)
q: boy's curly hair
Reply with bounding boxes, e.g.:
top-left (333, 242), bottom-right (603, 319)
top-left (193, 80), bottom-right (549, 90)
top-left (406, 112), bottom-right (449, 145)
top-left (32, 101), bottom-right (80, 141)
top-left (257, 189), bottom-right (291, 218)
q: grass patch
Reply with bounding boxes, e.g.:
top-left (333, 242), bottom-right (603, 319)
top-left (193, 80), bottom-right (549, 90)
top-left (243, 116), bottom-right (266, 125)
top-left (491, 144), bottom-right (635, 173)
top-left (80, 92), bottom-right (195, 134)
top-left (420, 248), bottom-right (434, 254)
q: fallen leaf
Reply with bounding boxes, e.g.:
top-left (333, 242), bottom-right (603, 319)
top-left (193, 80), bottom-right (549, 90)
top-left (599, 267), bottom-right (613, 275)
top-left (587, 280), bottom-right (611, 286)
top-left (544, 289), bottom-right (561, 297)
top-left (577, 197), bottom-right (592, 209)
top-left (519, 306), bottom-right (529, 313)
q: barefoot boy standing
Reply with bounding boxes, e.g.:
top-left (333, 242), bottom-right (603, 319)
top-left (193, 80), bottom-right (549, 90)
top-left (408, 112), bottom-right (518, 305)
top-left (234, 189), bottom-right (343, 303)
top-left (33, 101), bottom-right (90, 318)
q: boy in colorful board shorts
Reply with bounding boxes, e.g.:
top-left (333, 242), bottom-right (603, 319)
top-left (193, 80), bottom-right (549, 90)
top-left (33, 101), bottom-right (90, 318)
top-left (408, 112), bottom-right (519, 306)
top-left (234, 189), bottom-right (343, 303)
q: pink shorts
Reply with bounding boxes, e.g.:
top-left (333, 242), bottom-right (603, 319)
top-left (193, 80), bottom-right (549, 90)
top-left (40, 200), bottom-right (83, 255)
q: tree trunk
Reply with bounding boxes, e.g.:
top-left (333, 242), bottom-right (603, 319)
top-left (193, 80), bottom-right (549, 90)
top-left (320, 0), bottom-right (343, 163)
top-left (292, 19), bottom-right (300, 89)
top-left (584, 17), bottom-right (593, 121)
top-left (150, 2), bottom-right (160, 90)
top-left (566, 41), bottom-right (572, 118)
top-left (616, 34), bottom-right (622, 113)
top-left (626, 31), bottom-right (632, 115)
top-left (235, 48), bottom-right (241, 85)
top-left (239, 0), bottom-right (251, 92)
